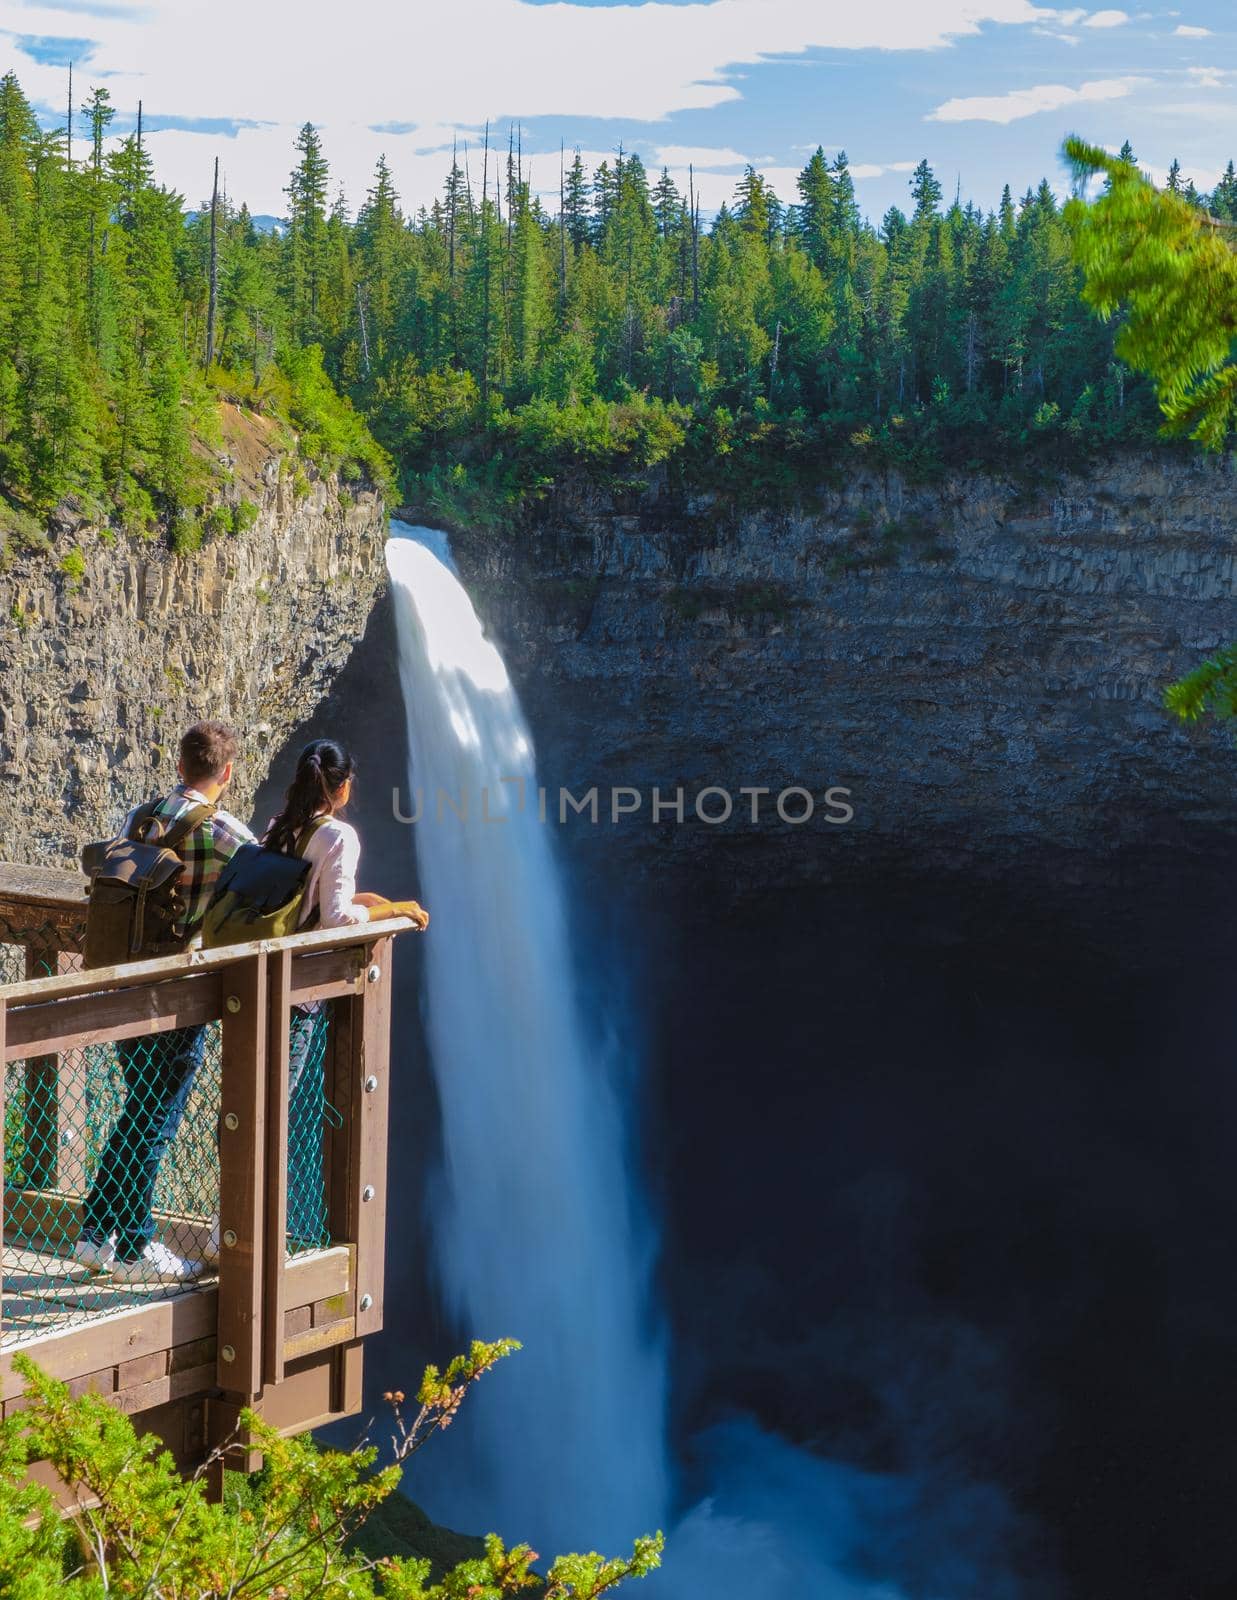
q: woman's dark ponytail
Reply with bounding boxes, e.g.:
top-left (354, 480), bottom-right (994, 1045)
top-left (265, 739), bottom-right (357, 855)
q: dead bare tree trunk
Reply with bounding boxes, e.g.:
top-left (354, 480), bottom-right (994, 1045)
top-left (558, 141), bottom-right (567, 309)
top-left (448, 136), bottom-right (458, 366)
top-left (689, 165), bottom-right (700, 316)
top-left (205, 156), bottom-right (219, 368)
top-left (481, 120), bottom-right (492, 408)
top-left (964, 310), bottom-right (979, 394)
top-left (357, 282), bottom-right (372, 379)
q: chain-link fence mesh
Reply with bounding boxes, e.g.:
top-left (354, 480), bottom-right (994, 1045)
top-left (3, 1027), bottom-right (223, 1346)
top-left (287, 1004), bottom-right (336, 1257)
top-left (0, 909), bottom-right (335, 1346)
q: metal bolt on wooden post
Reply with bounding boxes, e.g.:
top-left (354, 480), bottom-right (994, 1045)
top-left (216, 953), bottom-right (268, 1396)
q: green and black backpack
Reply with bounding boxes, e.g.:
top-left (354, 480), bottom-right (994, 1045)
top-left (199, 817), bottom-right (330, 950)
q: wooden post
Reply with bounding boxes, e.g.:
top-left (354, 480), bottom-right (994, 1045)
top-left (22, 936), bottom-right (67, 1191)
top-left (323, 938), bottom-right (391, 1338)
top-left (262, 949), bottom-right (291, 1388)
top-left (353, 938), bottom-right (391, 1338)
top-left (216, 953), bottom-right (267, 1398)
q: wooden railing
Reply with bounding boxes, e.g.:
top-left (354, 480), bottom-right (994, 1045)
top-left (0, 866), bottom-right (412, 1471)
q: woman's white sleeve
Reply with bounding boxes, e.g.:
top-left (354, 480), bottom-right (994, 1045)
top-left (318, 827), bottom-right (369, 928)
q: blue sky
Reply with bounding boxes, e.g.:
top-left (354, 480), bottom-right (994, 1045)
top-left (1, 0), bottom-right (1234, 220)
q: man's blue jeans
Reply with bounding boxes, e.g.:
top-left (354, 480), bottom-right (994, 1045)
top-left (80, 1024), bottom-right (206, 1263)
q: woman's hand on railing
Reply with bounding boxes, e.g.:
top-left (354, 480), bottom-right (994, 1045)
top-left (355, 892), bottom-right (429, 931)
top-left (388, 899), bottom-right (429, 931)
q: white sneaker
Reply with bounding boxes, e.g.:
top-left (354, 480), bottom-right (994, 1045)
top-left (72, 1235), bottom-right (116, 1273)
top-left (112, 1240), bottom-right (204, 1283)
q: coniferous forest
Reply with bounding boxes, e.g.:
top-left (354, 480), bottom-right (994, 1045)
top-left (0, 69), bottom-right (1224, 547)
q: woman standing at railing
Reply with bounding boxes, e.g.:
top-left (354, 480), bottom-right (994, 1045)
top-left (265, 739), bottom-right (428, 1249)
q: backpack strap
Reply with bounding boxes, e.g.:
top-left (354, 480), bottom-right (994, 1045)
top-left (292, 815), bottom-right (331, 931)
top-left (293, 814), bottom-right (331, 859)
top-left (160, 802), bottom-right (217, 856)
top-left (125, 799), bottom-right (164, 844)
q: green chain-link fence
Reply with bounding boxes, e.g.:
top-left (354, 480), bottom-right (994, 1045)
top-left (0, 915), bottom-right (335, 1347)
top-left (287, 1003), bottom-right (338, 1257)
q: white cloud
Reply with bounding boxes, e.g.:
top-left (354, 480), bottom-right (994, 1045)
top-left (1083, 7), bottom-right (1129, 23)
top-left (0, 0), bottom-right (1064, 210)
top-left (928, 75), bottom-right (1144, 123)
top-left (844, 158), bottom-right (918, 178)
top-left (1174, 23), bottom-right (1211, 35)
top-left (655, 146), bottom-right (755, 170)
top-left (1186, 64), bottom-right (1228, 88)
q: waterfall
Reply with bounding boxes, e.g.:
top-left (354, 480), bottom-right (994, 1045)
top-left (385, 524), bottom-right (668, 1559)
top-left (385, 522), bottom-right (1020, 1598)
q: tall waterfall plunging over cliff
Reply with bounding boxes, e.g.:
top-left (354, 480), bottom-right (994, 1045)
top-left (385, 524), bottom-right (668, 1557)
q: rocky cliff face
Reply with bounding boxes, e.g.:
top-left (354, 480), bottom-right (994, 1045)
top-left (0, 407), bottom-right (388, 866)
top-left (445, 452), bottom-right (1237, 907)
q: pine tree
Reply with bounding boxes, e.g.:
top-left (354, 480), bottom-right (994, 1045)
top-left (1212, 160), bottom-right (1237, 221)
top-left (910, 159), bottom-right (944, 224)
top-left (284, 123), bottom-right (330, 343)
top-left (794, 146), bottom-right (835, 271)
top-left (355, 155), bottom-right (405, 370)
top-left (564, 149), bottom-right (590, 251)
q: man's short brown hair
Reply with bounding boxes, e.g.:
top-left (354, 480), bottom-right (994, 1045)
top-left (179, 721), bottom-right (240, 785)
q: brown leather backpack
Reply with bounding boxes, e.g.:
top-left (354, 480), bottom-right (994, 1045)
top-left (80, 799), bottom-right (215, 970)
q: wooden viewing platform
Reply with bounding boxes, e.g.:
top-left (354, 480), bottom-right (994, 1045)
top-left (0, 863), bottom-right (413, 1485)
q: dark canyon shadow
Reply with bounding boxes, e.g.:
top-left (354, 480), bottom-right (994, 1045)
top-left (259, 586), bottom-right (1237, 1600)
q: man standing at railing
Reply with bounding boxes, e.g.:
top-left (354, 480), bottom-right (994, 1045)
top-left (75, 722), bottom-right (256, 1283)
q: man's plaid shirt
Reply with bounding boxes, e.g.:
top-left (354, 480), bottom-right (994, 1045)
top-left (122, 785), bottom-right (256, 938)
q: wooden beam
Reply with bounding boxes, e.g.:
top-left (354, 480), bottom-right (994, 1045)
top-left (258, 1348), bottom-right (354, 1434)
top-left (284, 1244), bottom-right (351, 1307)
top-left (282, 1316), bottom-right (356, 1364)
top-left (111, 1361), bottom-right (216, 1417)
top-left (216, 952), bottom-right (266, 1398)
top-left (263, 948), bottom-right (291, 1388)
top-left (0, 917), bottom-right (415, 1005)
top-left (289, 946), bottom-right (366, 1004)
top-left (5, 972), bottom-right (222, 1060)
top-left (334, 1340), bottom-right (364, 1417)
top-left (0, 1289), bottom-right (216, 1399)
top-left (0, 863), bottom-right (88, 909)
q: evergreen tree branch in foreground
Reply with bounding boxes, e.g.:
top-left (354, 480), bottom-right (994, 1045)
top-left (0, 1345), bottom-right (662, 1600)
top-left (1065, 137), bottom-right (1237, 727)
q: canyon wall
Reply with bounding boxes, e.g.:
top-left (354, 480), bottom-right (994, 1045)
top-left (445, 451), bottom-right (1237, 906)
top-left (0, 406), bottom-right (388, 866)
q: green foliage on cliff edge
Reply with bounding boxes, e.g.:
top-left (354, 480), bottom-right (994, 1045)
top-left (0, 1345), bottom-right (662, 1599)
top-left (0, 72), bottom-right (390, 552)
